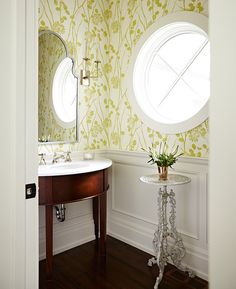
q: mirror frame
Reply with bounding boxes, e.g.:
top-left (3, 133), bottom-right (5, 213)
top-left (38, 30), bottom-right (79, 144)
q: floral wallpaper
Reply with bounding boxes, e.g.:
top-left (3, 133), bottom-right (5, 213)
top-left (38, 0), bottom-right (209, 158)
top-left (39, 0), bottom-right (109, 153)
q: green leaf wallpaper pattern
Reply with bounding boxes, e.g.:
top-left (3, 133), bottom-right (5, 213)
top-left (39, 0), bottom-right (209, 158)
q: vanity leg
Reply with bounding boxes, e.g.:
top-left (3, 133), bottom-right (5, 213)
top-left (93, 197), bottom-right (99, 242)
top-left (46, 205), bottom-right (53, 281)
top-left (99, 192), bottom-right (107, 256)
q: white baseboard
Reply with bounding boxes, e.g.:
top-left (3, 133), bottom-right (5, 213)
top-left (108, 214), bottom-right (208, 280)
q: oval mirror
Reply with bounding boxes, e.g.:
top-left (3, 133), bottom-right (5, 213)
top-left (38, 30), bottom-right (78, 143)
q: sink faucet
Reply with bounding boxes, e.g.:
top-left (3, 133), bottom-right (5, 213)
top-left (52, 151), bottom-right (72, 164)
top-left (52, 152), bottom-right (65, 164)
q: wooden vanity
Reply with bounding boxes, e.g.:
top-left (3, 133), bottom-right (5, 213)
top-left (39, 168), bottom-right (109, 281)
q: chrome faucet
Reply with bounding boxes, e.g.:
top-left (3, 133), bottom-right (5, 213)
top-left (52, 152), bottom-right (65, 164)
top-left (52, 151), bottom-right (72, 164)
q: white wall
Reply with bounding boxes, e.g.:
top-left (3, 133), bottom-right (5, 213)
top-left (209, 1), bottom-right (236, 288)
top-left (0, 3), bottom-right (21, 286)
top-left (39, 150), bottom-right (208, 280)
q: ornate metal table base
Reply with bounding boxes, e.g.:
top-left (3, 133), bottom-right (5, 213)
top-left (140, 174), bottom-right (194, 289)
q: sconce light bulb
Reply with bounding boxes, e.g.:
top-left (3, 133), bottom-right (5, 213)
top-left (80, 69), bottom-right (90, 86)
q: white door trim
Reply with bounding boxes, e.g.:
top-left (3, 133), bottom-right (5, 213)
top-left (25, 0), bottom-right (39, 288)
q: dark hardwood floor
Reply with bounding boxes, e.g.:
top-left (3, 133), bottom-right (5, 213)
top-left (39, 236), bottom-right (208, 289)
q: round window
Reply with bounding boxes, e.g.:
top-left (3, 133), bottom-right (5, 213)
top-left (52, 57), bottom-right (77, 127)
top-left (129, 13), bottom-right (209, 134)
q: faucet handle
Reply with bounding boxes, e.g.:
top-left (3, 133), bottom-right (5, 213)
top-left (52, 152), bottom-right (57, 164)
top-left (38, 153), bottom-right (46, 165)
top-left (65, 151), bottom-right (72, 162)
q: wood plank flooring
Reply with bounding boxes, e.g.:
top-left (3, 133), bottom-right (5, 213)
top-left (39, 236), bottom-right (208, 289)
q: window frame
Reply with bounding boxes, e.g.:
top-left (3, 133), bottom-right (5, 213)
top-left (128, 12), bottom-right (209, 134)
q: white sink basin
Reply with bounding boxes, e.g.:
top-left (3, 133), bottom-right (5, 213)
top-left (38, 158), bottom-right (112, 177)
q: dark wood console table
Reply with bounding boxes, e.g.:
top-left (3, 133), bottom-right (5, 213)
top-left (39, 168), bottom-right (109, 281)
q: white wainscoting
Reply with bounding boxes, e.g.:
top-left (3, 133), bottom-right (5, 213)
top-left (39, 150), bottom-right (208, 280)
top-left (105, 150), bottom-right (208, 280)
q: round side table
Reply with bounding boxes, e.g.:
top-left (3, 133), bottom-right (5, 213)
top-left (140, 174), bottom-right (194, 289)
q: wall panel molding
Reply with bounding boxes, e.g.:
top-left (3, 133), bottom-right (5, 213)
top-left (103, 150), bottom-right (208, 280)
top-left (111, 166), bottom-right (201, 240)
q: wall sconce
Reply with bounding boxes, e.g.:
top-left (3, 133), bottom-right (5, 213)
top-left (80, 43), bottom-right (101, 86)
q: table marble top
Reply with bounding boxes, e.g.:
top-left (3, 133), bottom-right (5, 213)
top-left (140, 174), bottom-right (191, 186)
